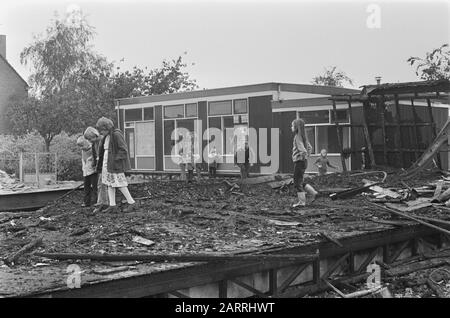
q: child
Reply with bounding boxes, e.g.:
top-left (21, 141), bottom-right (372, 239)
top-left (84, 127), bottom-right (109, 213)
top-left (96, 117), bottom-right (136, 213)
top-left (76, 136), bottom-right (98, 207)
top-left (208, 146), bottom-right (219, 178)
top-left (291, 119), bottom-right (318, 207)
top-left (234, 141), bottom-right (253, 182)
top-left (315, 149), bottom-right (338, 176)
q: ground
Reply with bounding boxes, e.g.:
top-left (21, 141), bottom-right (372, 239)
top-left (1, 169), bottom-right (450, 297)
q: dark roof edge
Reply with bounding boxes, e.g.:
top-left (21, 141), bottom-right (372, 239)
top-left (0, 54), bottom-right (28, 88)
top-left (116, 82), bottom-right (360, 106)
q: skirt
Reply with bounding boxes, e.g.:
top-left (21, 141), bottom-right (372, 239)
top-left (102, 143), bottom-right (128, 188)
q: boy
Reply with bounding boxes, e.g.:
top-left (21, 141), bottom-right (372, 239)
top-left (208, 145), bottom-right (219, 178)
top-left (77, 136), bottom-right (98, 207)
top-left (315, 149), bottom-right (338, 176)
top-left (234, 141), bottom-right (253, 181)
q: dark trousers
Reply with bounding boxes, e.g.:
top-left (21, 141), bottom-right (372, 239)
top-left (187, 169), bottom-right (194, 182)
top-left (209, 167), bottom-right (217, 177)
top-left (293, 160), bottom-right (307, 192)
top-left (239, 163), bottom-right (250, 180)
top-left (84, 173), bottom-right (98, 206)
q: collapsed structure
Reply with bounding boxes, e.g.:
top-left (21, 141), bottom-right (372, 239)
top-left (1, 80), bottom-right (450, 298)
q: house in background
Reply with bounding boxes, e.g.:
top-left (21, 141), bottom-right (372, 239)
top-left (115, 80), bottom-right (449, 175)
top-left (115, 82), bottom-right (360, 175)
top-left (0, 34), bottom-right (28, 134)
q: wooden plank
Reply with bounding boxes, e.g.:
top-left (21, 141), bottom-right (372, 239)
top-left (379, 97), bottom-right (388, 165)
top-left (230, 278), bottom-right (268, 298)
top-left (3, 236), bottom-right (43, 266)
top-left (35, 252), bottom-right (319, 263)
top-left (385, 202), bottom-right (432, 212)
top-left (278, 263), bottom-right (309, 293)
top-left (427, 98), bottom-right (442, 170)
top-left (362, 101), bottom-right (376, 167)
top-left (394, 95), bottom-right (405, 167)
top-left (332, 100), bottom-right (347, 172)
top-left (410, 98), bottom-right (421, 160)
top-left (362, 180), bottom-right (401, 199)
top-left (369, 202), bottom-right (450, 236)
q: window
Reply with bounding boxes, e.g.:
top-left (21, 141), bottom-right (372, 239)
top-left (125, 109), bottom-right (142, 122)
top-left (135, 122), bottom-right (155, 156)
top-left (223, 116), bottom-right (234, 155)
top-left (234, 99), bottom-right (248, 114)
top-left (317, 126), bottom-right (343, 154)
top-left (164, 105), bottom-right (184, 118)
top-left (185, 103), bottom-right (198, 117)
top-left (330, 109), bottom-right (349, 123)
top-left (143, 107), bottom-right (154, 120)
top-left (299, 110), bottom-right (329, 124)
top-left (209, 101), bottom-right (232, 116)
top-left (306, 127), bottom-right (315, 154)
top-left (164, 120), bottom-right (175, 155)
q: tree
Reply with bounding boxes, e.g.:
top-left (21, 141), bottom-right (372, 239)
top-left (111, 54), bottom-right (198, 99)
top-left (7, 9), bottom-right (114, 151)
top-left (407, 44), bottom-right (450, 81)
top-left (7, 9), bottom-right (198, 151)
top-left (311, 66), bottom-right (354, 87)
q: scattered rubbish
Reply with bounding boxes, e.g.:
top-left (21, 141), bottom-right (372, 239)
top-left (132, 236), bottom-right (156, 247)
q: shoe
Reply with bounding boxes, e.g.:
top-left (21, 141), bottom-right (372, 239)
top-left (293, 192), bottom-right (306, 208)
top-left (93, 204), bottom-right (108, 213)
top-left (304, 184), bottom-right (319, 203)
top-left (103, 205), bottom-right (119, 214)
top-left (123, 202), bottom-right (137, 213)
top-left (81, 203), bottom-right (88, 208)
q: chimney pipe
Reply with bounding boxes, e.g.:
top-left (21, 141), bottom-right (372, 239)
top-left (375, 76), bottom-right (382, 85)
top-left (0, 35), bottom-right (6, 59)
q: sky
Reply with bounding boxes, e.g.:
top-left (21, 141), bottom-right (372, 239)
top-left (0, 0), bottom-right (449, 90)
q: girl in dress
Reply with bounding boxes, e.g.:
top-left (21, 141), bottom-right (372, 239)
top-left (96, 117), bottom-right (136, 213)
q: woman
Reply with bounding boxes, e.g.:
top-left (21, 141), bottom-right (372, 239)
top-left (291, 118), bottom-right (318, 207)
top-left (83, 126), bottom-right (109, 213)
top-left (96, 117), bottom-right (136, 213)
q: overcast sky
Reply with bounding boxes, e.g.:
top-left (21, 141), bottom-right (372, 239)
top-left (0, 0), bottom-right (449, 89)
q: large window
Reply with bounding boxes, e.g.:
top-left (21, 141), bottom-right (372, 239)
top-left (208, 99), bottom-right (250, 163)
top-left (123, 106), bottom-right (156, 170)
top-left (163, 103), bottom-right (199, 169)
top-left (209, 101), bottom-right (232, 116)
top-left (298, 109), bottom-right (350, 155)
top-left (164, 105), bottom-right (184, 119)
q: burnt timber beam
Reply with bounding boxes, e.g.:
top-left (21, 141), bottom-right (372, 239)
top-left (229, 278), bottom-right (268, 298)
top-left (410, 98), bottom-right (421, 160)
top-left (379, 96), bottom-right (388, 165)
top-left (277, 263), bottom-right (309, 294)
top-left (426, 98), bottom-right (442, 170)
top-left (29, 225), bottom-right (439, 298)
top-left (394, 94), bottom-right (404, 167)
top-left (332, 99), bottom-right (347, 172)
top-left (361, 101), bottom-right (376, 167)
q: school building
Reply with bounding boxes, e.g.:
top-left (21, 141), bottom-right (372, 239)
top-left (115, 81), bottom-right (449, 175)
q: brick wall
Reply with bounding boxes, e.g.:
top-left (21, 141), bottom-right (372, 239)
top-left (0, 58), bottom-right (28, 134)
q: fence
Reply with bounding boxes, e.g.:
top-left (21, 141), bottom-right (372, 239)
top-left (0, 152), bottom-right (58, 187)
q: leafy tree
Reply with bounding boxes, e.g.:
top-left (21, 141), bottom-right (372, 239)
top-left (407, 44), bottom-right (450, 80)
top-left (111, 54), bottom-right (198, 99)
top-left (6, 9), bottom-right (198, 151)
top-left (312, 66), bottom-right (354, 87)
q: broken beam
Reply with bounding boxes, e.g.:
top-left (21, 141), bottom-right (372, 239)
top-left (35, 252), bottom-right (319, 263)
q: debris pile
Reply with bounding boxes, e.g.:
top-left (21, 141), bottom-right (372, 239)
top-left (0, 169), bottom-right (28, 194)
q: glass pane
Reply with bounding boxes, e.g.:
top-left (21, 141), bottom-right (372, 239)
top-left (234, 99), bottom-right (248, 114)
top-left (135, 122), bottom-right (155, 156)
top-left (223, 116), bottom-right (234, 154)
top-left (209, 101), bottom-right (232, 116)
top-left (125, 129), bottom-right (135, 158)
top-left (143, 107), bottom-right (154, 120)
top-left (317, 126), bottom-right (343, 154)
top-left (306, 127), bottom-right (315, 154)
top-left (299, 110), bottom-right (329, 124)
top-left (330, 109), bottom-right (349, 123)
top-left (125, 109), bottom-right (142, 122)
top-left (185, 103), bottom-right (198, 117)
top-left (164, 105), bottom-right (184, 118)
top-left (164, 120), bottom-right (175, 155)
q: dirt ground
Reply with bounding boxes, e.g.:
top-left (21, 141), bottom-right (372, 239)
top-left (1, 169), bottom-right (450, 297)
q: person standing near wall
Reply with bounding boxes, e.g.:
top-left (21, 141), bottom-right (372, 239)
top-left (84, 126), bottom-right (109, 213)
top-left (96, 117), bottom-right (136, 213)
top-left (291, 118), bottom-right (318, 207)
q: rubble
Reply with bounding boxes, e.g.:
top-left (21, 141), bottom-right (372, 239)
top-left (1, 168), bottom-right (450, 297)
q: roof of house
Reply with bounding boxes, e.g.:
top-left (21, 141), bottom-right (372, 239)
top-left (0, 54), bottom-right (28, 88)
top-left (116, 82), bottom-right (360, 106)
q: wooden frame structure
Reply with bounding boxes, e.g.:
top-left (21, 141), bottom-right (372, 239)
top-left (329, 80), bottom-right (450, 170)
